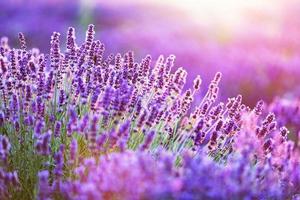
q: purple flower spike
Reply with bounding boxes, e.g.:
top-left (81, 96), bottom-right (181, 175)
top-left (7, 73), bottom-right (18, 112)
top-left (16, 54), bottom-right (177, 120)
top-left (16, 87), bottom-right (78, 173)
top-left (35, 130), bottom-right (52, 156)
top-left (140, 130), bottom-right (155, 151)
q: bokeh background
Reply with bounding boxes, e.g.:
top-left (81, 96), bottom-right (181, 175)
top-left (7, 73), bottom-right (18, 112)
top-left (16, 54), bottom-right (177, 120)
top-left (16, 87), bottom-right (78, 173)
top-left (1, 0), bottom-right (300, 106)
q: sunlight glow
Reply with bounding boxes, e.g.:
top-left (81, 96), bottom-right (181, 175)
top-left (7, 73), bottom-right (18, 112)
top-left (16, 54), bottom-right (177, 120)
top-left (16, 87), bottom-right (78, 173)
top-left (156, 0), bottom-right (281, 29)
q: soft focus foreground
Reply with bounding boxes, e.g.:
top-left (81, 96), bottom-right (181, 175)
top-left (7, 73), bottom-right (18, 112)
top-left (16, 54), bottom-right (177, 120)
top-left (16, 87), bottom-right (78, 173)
top-left (0, 25), bottom-right (300, 199)
top-left (1, 0), bottom-right (300, 105)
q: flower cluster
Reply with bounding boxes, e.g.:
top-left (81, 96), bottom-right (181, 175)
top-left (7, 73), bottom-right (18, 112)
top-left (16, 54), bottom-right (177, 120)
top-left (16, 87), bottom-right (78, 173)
top-left (90, 1), bottom-right (300, 105)
top-left (2, 1), bottom-right (300, 105)
top-left (0, 25), bottom-right (299, 199)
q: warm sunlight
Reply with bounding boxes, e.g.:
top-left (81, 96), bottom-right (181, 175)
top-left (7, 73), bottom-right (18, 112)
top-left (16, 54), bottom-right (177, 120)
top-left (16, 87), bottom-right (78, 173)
top-left (158, 0), bottom-right (281, 28)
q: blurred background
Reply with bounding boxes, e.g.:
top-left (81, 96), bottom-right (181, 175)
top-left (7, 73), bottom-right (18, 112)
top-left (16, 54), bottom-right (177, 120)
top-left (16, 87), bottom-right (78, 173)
top-left (1, 0), bottom-right (300, 106)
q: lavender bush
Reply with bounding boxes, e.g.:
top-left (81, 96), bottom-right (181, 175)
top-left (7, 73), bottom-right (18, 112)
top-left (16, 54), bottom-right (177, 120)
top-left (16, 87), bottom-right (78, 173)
top-left (90, 1), bottom-right (300, 105)
top-left (0, 25), bottom-right (300, 199)
top-left (2, 0), bottom-right (300, 105)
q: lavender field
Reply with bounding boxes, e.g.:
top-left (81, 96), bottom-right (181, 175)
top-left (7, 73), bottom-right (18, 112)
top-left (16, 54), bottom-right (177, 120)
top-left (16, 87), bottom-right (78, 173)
top-left (0, 0), bottom-right (300, 199)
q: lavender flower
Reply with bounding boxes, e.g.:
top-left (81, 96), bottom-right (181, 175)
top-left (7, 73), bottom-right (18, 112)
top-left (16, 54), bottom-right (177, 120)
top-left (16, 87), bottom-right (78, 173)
top-left (0, 24), bottom-right (299, 200)
top-left (0, 135), bottom-right (11, 163)
top-left (35, 131), bottom-right (52, 156)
